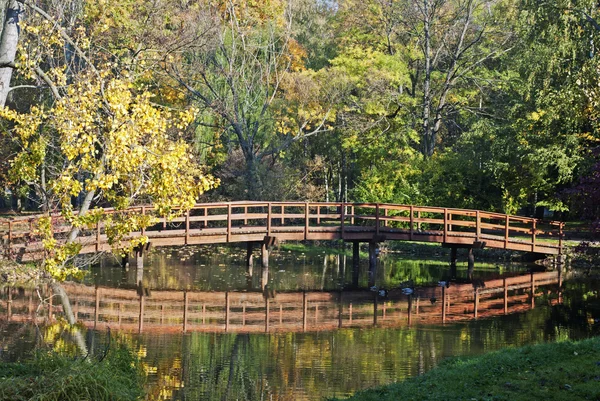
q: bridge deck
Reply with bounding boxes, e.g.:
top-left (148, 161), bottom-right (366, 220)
top-left (1, 202), bottom-right (564, 261)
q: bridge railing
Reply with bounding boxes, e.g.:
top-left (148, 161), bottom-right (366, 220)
top-left (1, 202), bottom-right (564, 258)
top-left (0, 271), bottom-right (561, 333)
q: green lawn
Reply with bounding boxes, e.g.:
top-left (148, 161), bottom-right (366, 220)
top-left (333, 337), bottom-right (600, 401)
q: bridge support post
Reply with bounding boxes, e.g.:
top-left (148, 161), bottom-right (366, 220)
top-left (133, 242), bottom-right (151, 287)
top-left (261, 243), bottom-right (269, 268)
top-left (246, 242), bottom-right (254, 268)
top-left (352, 242), bottom-right (360, 287)
top-left (467, 248), bottom-right (475, 281)
top-left (368, 242), bottom-right (378, 287)
top-left (450, 247), bottom-right (457, 278)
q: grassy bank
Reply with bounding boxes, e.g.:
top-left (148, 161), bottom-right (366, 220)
top-left (0, 343), bottom-right (145, 401)
top-left (334, 337), bottom-right (600, 401)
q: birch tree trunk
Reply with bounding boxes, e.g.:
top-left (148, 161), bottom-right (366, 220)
top-left (0, 0), bottom-right (22, 107)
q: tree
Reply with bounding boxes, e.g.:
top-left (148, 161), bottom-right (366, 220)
top-left (0, 1), bottom-right (218, 340)
top-left (170, 1), bottom-right (333, 200)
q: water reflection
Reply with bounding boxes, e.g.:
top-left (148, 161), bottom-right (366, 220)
top-left (0, 245), bottom-right (598, 401)
top-left (85, 245), bottom-right (526, 292)
top-left (1, 279), bottom-right (598, 401)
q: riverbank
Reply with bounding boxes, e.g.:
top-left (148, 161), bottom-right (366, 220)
top-left (0, 341), bottom-right (145, 401)
top-left (334, 337), bottom-right (600, 401)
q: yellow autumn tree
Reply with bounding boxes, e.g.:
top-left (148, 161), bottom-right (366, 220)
top-left (2, 72), bottom-right (218, 279)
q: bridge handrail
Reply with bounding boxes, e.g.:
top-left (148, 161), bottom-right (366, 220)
top-left (1, 202), bottom-right (564, 257)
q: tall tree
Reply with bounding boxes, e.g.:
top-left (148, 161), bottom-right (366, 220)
top-left (170, 1), bottom-right (332, 200)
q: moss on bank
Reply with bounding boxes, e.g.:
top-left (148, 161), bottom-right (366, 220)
top-left (0, 342), bottom-right (145, 401)
top-left (334, 337), bottom-right (600, 401)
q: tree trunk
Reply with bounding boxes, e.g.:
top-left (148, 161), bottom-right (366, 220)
top-left (0, 0), bottom-right (21, 107)
top-left (244, 154), bottom-right (262, 201)
top-left (50, 281), bottom-right (89, 356)
top-left (421, 0), bottom-right (433, 157)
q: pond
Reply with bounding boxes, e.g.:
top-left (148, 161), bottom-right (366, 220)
top-left (1, 244), bottom-right (599, 400)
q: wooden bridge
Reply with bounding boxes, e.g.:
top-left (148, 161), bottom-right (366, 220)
top-left (1, 202), bottom-right (564, 264)
top-left (1, 271), bottom-right (562, 334)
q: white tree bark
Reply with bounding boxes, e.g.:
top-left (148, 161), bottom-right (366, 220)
top-left (0, 0), bottom-right (22, 107)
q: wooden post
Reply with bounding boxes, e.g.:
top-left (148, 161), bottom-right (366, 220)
top-left (227, 204), bottom-right (232, 243)
top-left (185, 210), bottom-right (190, 245)
top-left (350, 205), bottom-right (355, 225)
top-left (504, 215), bottom-right (509, 249)
top-left (530, 272), bottom-right (535, 308)
top-left (302, 292), bottom-right (308, 332)
top-left (417, 211), bottom-right (422, 231)
top-left (373, 293), bottom-right (378, 326)
top-left (141, 207), bottom-right (146, 236)
top-left (315, 304), bottom-right (319, 323)
top-left (441, 286), bottom-right (446, 323)
top-left (531, 219), bottom-right (536, 252)
top-left (383, 208), bottom-right (388, 228)
top-left (317, 205), bottom-right (321, 225)
top-left (409, 206), bottom-right (414, 240)
top-left (138, 293), bottom-right (145, 333)
top-left (443, 208), bottom-right (448, 243)
top-left (375, 203), bottom-right (380, 235)
top-left (242, 303), bottom-right (246, 326)
top-left (559, 222), bottom-right (564, 257)
top-left (279, 304), bottom-right (283, 325)
top-left (280, 205), bottom-right (284, 225)
top-left (94, 286), bottom-right (100, 329)
top-left (183, 291), bottom-right (189, 332)
top-left (503, 278), bottom-right (508, 314)
top-left (474, 289), bottom-right (479, 319)
top-left (415, 297), bottom-right (420, 316)
top-left (407, 295), bottom-right (413, 326)
top-left (203, 207), bottom-right (207, 228)
top-left (467, 248), bottom-right (475, 281)
top-left (261, 243), bottom-right (269, 268)
top-left (352, 242), bottom-right (360, 287)
top-left (246, 242), bottom-right (254, 268)
top-left (368, 242), bottom-right (377, 287)
top-left (267, 203), bottom-right (272, 236)
top-left (6, 287), bottom-right (12, 320)
top-left (28, 290), bottom-right (34, 318)
top-left (265, 298), bottom-right (270, 333)
top-left (8, 220), bottom-right (12, 248)
top-left (244, 206), bottom-right (248, 226)
top-left (225, 292), bottom-right (229, 332)
top-left (305, 202), bottom-right (309, 240)
top-left (349, 303), bottom-right (353, 324)
top-left (202, 304), bottom-right (206, 324)
top-left (341, 202), bottom-right (345, 239)
top-left (476, 210), bottom-right (481, 241)
top-left (338, 292), bottom-right (343, 328)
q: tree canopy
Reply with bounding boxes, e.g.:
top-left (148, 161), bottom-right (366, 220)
top-left (2, 0), bottom-right (600, 241)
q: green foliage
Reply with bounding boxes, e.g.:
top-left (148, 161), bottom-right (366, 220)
top-left (335, 337), bottom-right (600, 401)
top-left (0, 342), bottom-right (145, 401)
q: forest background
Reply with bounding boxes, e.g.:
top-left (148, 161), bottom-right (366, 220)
top-left (1, 0), bottom-right (599, 232)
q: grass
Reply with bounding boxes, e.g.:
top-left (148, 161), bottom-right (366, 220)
top-left (0, 343), bottom-right (145, 401)
top-left (333, 337), bottom-right (600, 401)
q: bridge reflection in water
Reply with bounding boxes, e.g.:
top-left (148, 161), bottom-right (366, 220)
top-left (2, 271), bottom-right (562, 333)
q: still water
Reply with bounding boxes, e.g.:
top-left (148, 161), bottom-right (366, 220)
top-left (2, 244), bottom-right (600, 400)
